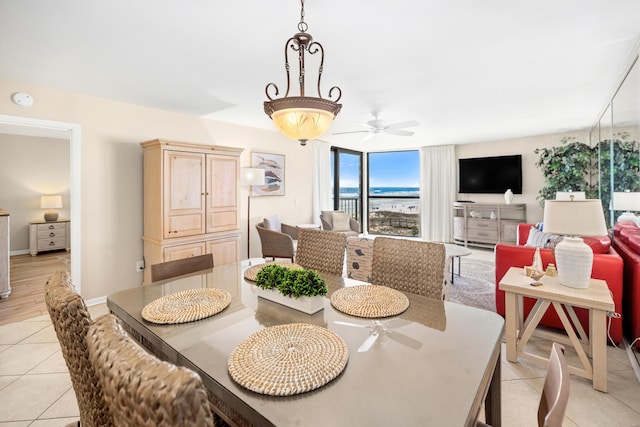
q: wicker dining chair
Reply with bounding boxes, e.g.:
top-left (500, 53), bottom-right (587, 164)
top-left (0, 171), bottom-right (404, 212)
top-left (295, 228), bottom-right (347, 275)
top-left (371, 237), bottom-right (446, 299)
top-left (150, 253), bottom-right (214, 282)
top-left (44, 271), bottom-right (114, 427)
top-left (87, 314), bottom-right (216, 427)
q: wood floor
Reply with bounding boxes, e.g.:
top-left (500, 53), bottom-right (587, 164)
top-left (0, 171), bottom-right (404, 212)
top-left (0, 251), bottom-right (70, 326)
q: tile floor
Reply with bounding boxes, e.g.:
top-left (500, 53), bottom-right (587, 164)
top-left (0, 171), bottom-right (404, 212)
top-left (1, 250), bottom-right (639, 426)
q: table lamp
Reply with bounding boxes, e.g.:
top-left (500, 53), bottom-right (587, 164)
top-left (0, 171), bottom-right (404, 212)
top-left (555, 191), bottom-right (586, 201)
top-left (542, 199), bottom-right (607, 288)
top-left (241, 168), bottom-right (266, 261)
top-left (612, 191), bottom-right (640, 225)
top-left (40, 195), bottom-right (62, 221)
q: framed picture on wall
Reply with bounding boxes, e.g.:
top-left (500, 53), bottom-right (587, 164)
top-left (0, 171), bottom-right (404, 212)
top-left (251, 152), bottom-right (285, 196)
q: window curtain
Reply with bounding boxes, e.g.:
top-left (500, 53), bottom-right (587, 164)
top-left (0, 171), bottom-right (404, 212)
top-left (420, 145), bottom-right (456, 242)
top-left (311, 140), bottom-right (332, 225)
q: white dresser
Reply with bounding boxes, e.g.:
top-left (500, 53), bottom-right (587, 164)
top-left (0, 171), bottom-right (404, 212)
top-left (29, 219), bottom-right (71, 256)
top-left (0, 210), bottom-right (10, 298)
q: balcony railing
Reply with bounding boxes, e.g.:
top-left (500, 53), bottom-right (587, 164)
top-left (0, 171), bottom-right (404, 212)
top-left (335, 196), bottom-right (420, 237)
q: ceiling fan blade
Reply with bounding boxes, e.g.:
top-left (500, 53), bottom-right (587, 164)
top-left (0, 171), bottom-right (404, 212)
top-left (387, 330), bottom-right (423, 350)
top-left (386, 120), bottom-right (419, 129)
top-left (362, 132), bottom-right (378, 142)
top-left (334, 321), bottom-right (369, 329)
top-left (332, 130), bottom-right (371, 135)
top-left (358, 331), bottom-right (379, 352)
top-left (384, 129), bottom-right (414, 136)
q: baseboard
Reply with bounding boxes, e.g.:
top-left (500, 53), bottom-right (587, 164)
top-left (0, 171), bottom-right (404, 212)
top-left (10, 249), bottom-right (30, 256)
top-left (86, 296), bottom-right (107, 307)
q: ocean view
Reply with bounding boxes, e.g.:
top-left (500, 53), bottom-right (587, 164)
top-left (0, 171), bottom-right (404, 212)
top-left (335, 187), bottom-right (420, 236)
top-left (339, 187), bottom-right (420, 197)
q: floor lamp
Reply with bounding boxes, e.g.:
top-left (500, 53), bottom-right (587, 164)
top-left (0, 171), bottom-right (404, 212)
top-left (241, 168), bottom-right (265, 263)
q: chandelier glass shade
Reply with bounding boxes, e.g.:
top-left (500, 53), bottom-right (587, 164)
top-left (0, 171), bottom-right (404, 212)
top-left (264, 0), bottom-right (342, 146)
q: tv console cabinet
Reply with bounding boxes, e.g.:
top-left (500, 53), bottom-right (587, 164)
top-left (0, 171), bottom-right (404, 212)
top-left (453, 202), bottom-right (526, 248)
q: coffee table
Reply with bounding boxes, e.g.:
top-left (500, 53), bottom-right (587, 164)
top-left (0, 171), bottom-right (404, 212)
top-left (445, 243), bottom-right (472, 284)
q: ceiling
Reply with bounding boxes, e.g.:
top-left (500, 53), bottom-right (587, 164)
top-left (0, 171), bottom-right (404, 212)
top-left (1, 0), bottom-right (639, 151)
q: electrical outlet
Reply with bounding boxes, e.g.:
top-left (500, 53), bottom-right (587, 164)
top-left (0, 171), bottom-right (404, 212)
top-left (136, 260), bottom-right (145, 272)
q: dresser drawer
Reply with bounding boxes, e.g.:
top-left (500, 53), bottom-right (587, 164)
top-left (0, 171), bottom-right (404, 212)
top-left (37, 237), bottom-right (67, 251)
top-left (467, 219), bottom-right (498, 231)
top-left (467, 228), bottom-right (499, 242)
top-left (36, 223), bottom-right (66, 233)
top-left (37, 228), bottom-right (66, 239)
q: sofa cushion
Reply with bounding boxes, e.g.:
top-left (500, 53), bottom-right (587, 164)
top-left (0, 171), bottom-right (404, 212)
top-left (619, 227), bottom-right (640, 245)
top-left (332, 212), bottom-right (352, 231)
top-left (582, 235), bottom-right (611, 254)
top-left (614, 220), bottom-right (638, 238)
top-left (263, 215), bottom-right (282, 232)
top-left (627, 235), bottom-right (640, 254)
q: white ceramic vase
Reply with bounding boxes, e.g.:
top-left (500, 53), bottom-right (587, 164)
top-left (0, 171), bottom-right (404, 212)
top-left (504, 189), bottom-right (513, 204)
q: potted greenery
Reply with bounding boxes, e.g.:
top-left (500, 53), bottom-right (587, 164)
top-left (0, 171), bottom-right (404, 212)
top-left (254, 264), bottom-right (328, 314)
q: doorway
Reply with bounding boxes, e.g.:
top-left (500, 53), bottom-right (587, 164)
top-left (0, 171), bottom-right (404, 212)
top-left (0, 114), bottom-right (81, 291)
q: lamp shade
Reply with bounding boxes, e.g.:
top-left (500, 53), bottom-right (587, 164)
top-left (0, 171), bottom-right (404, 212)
top-left (241, 168), bottom-right (266, 186)
top-left (542, 200), bottom-right (607, 237)
top-left (612, 191), bottom-right (640, 211)
top-left (542, 199), bottom-right (607, 289)
top-left (40, 195), bottom-right (62, 209)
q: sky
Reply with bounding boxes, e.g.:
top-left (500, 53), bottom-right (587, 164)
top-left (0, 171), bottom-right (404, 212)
top-left (335, 150), bottom-right (420, 188)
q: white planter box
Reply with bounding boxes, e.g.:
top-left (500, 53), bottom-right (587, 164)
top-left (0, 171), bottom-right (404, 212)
top-left (256, 287), bottom-right (325, 314)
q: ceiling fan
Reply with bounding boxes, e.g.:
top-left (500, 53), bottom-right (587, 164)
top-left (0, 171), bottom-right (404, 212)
top-left (334, 319), bottom-right (422, 352)
top-left (332, 113), bottom-right (419, 141)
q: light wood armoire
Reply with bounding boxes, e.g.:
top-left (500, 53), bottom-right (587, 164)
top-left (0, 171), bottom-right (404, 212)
top-left (140, 139), bottom-right (243, 283)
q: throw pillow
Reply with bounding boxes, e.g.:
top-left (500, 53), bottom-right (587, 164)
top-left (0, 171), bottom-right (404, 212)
top-left (525, 227), bottom-right (555, 248)
top-left (263, 215), bottom-right (282, 232)
top-left (332, 212), bottom-right (352, 231)
top-left (321, 210), bottom-right (344, 229)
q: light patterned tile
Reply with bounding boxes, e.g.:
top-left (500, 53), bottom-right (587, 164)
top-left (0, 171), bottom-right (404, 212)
top-left (22, 325), bottom-right (59, 344)
top-left (0, 374), bottom-right (19, 391)
top-left (88, 302), bottom-right (109, 319)
top-left (38, 387), bottom-right (79, 419)
top-left (30, 419), bottom-right (79, 427)
top-left (30, 350), bottom-right (69, 374)
top-left (0, 321), bottom-right (50, 345)
top-left (0, 343), bottom-right (60, 375)
top-left (0, 373), bottom-right (72, 422)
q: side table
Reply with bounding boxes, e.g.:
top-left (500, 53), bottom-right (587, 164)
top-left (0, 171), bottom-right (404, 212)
top-left (444, 243), bottom-right (472, 284)
top-left (499, 266), bottom-right (614, 392)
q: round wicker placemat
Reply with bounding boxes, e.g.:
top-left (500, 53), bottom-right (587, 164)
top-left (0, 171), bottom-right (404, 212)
top-left (330, 285), bottom-right (410, 318)
top-left (228, 323), bottom-right (348, 396)
top-left (141, 288), bottom-right (231, 325)
top-left (243, 262), bottom-right (304, 282)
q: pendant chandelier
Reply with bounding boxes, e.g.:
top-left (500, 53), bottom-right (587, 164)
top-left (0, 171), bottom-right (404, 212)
top-left (264, 0), bottom-right (342, 146)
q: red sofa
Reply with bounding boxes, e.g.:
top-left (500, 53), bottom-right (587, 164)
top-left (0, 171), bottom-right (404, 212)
top-left (612, 221), bottom-right (640, 349)
top-left (495, 223), bottom-right (624, 344)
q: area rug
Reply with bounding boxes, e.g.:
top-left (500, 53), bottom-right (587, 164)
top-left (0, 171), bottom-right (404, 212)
top-left (447, 258), bottom-right (496, 312)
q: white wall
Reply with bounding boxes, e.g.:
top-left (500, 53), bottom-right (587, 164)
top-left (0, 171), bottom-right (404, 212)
top-left (0, 134), bottom-right (70, 252)
top-left (0, 78), bottom-right (314, 300)
top-left (455, 129), bottom-right (590, 224)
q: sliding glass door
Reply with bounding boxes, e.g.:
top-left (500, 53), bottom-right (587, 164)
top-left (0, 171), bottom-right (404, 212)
top-left (330, 148), bottom-right (362, 226)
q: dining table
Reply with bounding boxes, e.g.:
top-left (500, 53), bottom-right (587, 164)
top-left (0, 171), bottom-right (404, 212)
top-left (106, 259), bottom-right (504, 427)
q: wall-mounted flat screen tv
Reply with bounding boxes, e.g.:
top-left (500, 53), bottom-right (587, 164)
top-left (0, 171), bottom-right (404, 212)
top-left (458, 154), bottom-right (522, 194)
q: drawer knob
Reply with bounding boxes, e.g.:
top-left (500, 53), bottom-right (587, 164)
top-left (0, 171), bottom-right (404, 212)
top-left (49, 241), bottom-right (55, 246)
top-left (48, 225), bottom-right (55, 229)
top-left (49, 232), bottom-right (56, 237)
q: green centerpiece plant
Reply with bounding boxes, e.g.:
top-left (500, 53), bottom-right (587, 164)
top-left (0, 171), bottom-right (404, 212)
top-left (255, 264), bottom-right (328, 299)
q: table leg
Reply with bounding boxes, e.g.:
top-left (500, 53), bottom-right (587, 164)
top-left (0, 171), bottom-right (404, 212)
top-left (591, 309), bottom-right (608, 392)
top-left (450, 258), bottom-right (455, 284)
top-left (484, 349), bottom-right (502, 427)
top-left (505, 291), bottom-right (517, 362)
